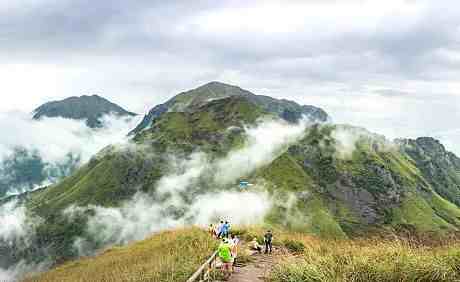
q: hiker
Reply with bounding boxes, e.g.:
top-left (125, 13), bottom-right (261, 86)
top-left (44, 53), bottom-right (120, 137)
top-left (217, 220), bottom-right (224, 238)
top-left (218, 238), bottom-right (233, 279)
top-left (230, 234), bottom-right (240, 272)
top-left (264, 230), bottom-right (273, 254)
top-left (214, 222), bottom-right (221, 237)
top-left (250, 237), bottom-right (262, 253)
top-left (208, 224), bottom-right (215, 237)
top-left (222, 221), bottom-right (231, 238)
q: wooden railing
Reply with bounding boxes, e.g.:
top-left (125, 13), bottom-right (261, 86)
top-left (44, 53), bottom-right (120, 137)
top-left (186, 250), bottom-right (219, 282)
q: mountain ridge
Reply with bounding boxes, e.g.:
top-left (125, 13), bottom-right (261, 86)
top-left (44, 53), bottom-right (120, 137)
top-left (130, 81), bottom-right (329, 135)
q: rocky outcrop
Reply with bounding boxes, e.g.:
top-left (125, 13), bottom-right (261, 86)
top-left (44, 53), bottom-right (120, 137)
top-left (399, 137), bottom-right (460, 206)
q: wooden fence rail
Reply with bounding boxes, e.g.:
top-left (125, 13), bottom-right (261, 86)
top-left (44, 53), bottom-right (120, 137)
top-left (186, 250), bottom-right (219, 282)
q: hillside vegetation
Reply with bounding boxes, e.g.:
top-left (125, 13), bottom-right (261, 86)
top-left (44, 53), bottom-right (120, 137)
top-left (25, 226), bottom-right (460, 282)
top-left (271, 233), bottom-right (460, 282)
top-left (24, 228), bottom-right (217, 282)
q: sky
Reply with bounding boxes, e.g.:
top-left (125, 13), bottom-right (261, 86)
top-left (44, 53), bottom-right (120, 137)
top-left (1, 0), bottom-right (460, 153)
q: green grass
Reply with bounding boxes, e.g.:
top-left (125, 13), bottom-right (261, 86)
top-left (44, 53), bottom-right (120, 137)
top-left (24, 228), bottom-right (218, 282)
top-left (391, 195), bottom-right (454, 232)
top-left (259, 154), bottom-right (315, 193)
top-left (270, 235), bottom-right (460, 282)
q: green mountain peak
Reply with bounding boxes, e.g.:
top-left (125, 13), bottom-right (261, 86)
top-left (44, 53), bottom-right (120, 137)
top-left (33, 94), bottom-right (137, 128)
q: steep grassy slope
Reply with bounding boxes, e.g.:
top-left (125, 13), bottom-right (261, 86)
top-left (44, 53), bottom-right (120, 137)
top-left (23, 228), bottom-right (217, 282)
top-left (256, 124), bottom-right (460, 237)
top-left (134, 95), bottom-right (267, 155)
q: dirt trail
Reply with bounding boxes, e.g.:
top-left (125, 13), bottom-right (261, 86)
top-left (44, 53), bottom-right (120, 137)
top-left (227, 253), bottom-right (275, 282)
top-left (223, 246), bottom-right (289, 282)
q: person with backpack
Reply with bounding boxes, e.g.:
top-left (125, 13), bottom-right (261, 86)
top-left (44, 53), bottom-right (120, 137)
top-left (217, 220), bottom-right (224, 238)
top-left (218, 238), bottom-right (233, 279)
top-left (222, 221), bottom-right (231, 238)
top-left (264, 230), bottom-right (273, 254)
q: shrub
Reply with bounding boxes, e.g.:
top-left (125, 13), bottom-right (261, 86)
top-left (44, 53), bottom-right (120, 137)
top-left (283, 239), bottom-right (305, 253)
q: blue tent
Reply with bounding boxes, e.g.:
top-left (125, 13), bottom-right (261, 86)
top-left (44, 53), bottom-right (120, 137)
top-left (239, 181), bottom-right (250, 188)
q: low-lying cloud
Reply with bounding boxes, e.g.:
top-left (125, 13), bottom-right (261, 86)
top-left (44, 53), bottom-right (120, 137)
top-left (0, 112), bottom-right (140, 164)
top-left (0, 201), bottom-right (29, 242)
top-left (331, 125), bottom-right (394, 159)
top-left (67, 118), bottom-right (309, 253)
top-left (0, 201), bottom-right (49, 282)
top-left (0, 112), bottom-right (141, 196)
top-left (214, 119), bottom-right (309, 184)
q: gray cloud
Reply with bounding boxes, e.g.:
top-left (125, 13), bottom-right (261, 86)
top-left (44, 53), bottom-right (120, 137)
top-left (1, 0), bottom-right (460, 154)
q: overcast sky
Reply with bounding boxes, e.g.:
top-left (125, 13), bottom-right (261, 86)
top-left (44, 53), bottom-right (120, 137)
top-left (1, 0), bottom-right (460, 153)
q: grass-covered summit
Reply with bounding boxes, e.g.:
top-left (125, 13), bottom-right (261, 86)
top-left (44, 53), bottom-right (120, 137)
top-left (130, 81), bottom-right (328, 135)
top-left (33, 94), bottom-right (137, 128)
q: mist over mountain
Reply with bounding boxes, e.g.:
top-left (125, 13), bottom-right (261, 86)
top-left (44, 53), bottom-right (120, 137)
top-left (0, 96), bottom-right (139, 199)
top-left (1, 82), bottom-right (460, 281)
top-left (33, 95), bottom-right (137, 128)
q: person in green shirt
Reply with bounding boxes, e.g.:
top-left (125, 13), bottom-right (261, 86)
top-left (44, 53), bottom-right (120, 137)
top-left (218, 238), bottom-right (233, 279)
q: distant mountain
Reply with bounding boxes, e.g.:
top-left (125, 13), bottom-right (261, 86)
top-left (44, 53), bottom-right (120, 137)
top-left (33, 95), bottom-right (137, 128)
top-left (130, 81), bottom-right (328, 135)
top-left (0, 95), bottom-right (136, 199)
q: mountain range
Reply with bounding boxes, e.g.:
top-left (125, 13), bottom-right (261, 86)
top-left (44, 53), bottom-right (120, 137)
top-left (2, 82), bottom-right (460, 279)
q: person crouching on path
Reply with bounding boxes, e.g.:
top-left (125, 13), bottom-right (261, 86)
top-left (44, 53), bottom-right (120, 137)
top-left (264, 230), bottom-right (273, 254)
top-left (218, 238), bottom-right (233, 279)
top-left (250, 237), bottom-right (262, 253)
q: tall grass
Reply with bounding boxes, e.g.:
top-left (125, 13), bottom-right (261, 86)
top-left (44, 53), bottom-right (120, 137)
top-left (23, 227), bottom-right (217, 282)
top-left (270, 234), bottom-right (460, 282)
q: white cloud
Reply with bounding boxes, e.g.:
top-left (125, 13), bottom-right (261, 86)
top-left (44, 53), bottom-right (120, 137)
top-left (64, 118), bottom-right (305, 251)
top-left (0, 201), bottom-right (28, 242)
top-left (189, 191), bottom-right (271, 226)
top-left (0, 0), bottom-right (459, 157)
top-left (0, 200), bottom-right (49, 282)
top-left (214, 118), bottom-right (309, 184)
top-left (0, 112), bottom-right (141, 164)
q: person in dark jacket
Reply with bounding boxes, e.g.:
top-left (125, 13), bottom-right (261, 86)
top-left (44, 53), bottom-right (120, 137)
top-left (264, 230), bottom-right (273, 254)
